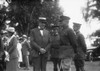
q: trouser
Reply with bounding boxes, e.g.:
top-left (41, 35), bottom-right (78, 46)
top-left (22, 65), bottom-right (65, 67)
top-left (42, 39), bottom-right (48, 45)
top-left (74, 59), bottom-right (85, 71)
top-left (51, 58), bottom-right (61, 71)
top-left (32, 55), bottom-right (48, 71)
top-left (60, 58), bottom-right (72, 71)
top-left (23, 55), bottom-right (30, 68)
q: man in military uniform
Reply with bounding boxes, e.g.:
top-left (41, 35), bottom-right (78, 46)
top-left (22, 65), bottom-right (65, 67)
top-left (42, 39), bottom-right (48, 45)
top-left (73, 22), bottom-right (87, 71)
top-left (50, 24), bottom-right (61, 71)
top-left (59, 15), bottom-right (78, 71)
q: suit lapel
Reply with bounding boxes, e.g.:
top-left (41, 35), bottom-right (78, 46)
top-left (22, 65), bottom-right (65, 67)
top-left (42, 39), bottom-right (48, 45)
top-left (43, 29), bottom-right (47, 37)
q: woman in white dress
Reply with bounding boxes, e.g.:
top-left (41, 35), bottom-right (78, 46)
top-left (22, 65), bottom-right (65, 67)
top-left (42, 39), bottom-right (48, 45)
top-left (17, 38), bottom-right (23, 68)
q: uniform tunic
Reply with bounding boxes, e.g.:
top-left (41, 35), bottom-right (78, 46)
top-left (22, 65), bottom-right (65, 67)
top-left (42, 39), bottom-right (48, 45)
top-left (50, 33), bottom-right (60, 58)
top-left (74, 31), bottom-right (87, 67)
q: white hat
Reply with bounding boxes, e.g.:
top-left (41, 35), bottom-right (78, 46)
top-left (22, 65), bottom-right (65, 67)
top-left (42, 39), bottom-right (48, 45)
top-left (6, 27), bottom-right (15, 33)
top-left (39, 17), bottom-right (46, 20)
top-left (22, 35), bottom-right (27, 38)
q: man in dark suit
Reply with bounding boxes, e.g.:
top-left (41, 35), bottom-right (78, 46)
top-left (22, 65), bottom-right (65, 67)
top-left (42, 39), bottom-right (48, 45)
top-left (30, 17), bottom-right (51, 71)
top-left (59, 15), bottom-right (78, 71)
top-left (73, 22), bottom-right (87, 71)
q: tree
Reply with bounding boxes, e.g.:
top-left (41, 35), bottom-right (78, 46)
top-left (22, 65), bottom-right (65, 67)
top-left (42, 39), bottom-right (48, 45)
top-left (41, 0), bottom-right (62, 29)
top-left (1, 0), bottom-right (62, 36)
top-left (82, 0), bottom-right (100, 21)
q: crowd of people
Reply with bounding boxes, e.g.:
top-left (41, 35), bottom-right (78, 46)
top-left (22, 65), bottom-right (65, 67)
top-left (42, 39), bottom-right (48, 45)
top-left (0, 28), bottom-right (31, 71)
top-left (0, 15), bottom-right (87, 71)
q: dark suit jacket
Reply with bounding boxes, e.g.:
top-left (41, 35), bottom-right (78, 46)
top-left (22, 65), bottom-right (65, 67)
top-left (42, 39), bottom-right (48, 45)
top-left (59, 27), bottom-right (78, 59)
top-left (30, 28), bottom-right (51, 57)
top-left (74, 31), bottom-right (87, 60)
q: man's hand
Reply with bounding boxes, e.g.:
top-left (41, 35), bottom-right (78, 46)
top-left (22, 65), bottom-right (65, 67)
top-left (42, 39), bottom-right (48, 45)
top-left (40, 48), bottom-right (46, 54)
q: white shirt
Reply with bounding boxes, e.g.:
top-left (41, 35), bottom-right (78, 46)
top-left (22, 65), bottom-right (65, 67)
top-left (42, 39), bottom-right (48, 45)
top-left (17, 42), bottom-right (23, 62)
top-left (40, 30), bottom-right (43, 36)
top-left (38, 26), bottom-right (43, 36)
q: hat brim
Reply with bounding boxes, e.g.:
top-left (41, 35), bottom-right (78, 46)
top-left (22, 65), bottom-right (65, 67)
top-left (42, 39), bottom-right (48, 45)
top-left (73, 23), bottom-right (82, 26)
top-left (59, 15), bottom-right (70, 22)
top-left (39, 20), bottom-right (47, 24)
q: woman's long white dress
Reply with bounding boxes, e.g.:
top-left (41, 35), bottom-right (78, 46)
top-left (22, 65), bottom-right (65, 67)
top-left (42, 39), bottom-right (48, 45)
top-left (17, 43), bottom-right (23, 62)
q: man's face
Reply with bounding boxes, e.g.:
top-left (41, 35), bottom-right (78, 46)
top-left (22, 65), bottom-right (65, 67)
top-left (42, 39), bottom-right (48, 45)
top-left (19, 40), bottom-right (22, 43)
top-left (73, 25), bottom-right (80, 32)
top-left (60, 20), bottom-right (69, 27)
top-left (39, 22), bottom-right (45, 29)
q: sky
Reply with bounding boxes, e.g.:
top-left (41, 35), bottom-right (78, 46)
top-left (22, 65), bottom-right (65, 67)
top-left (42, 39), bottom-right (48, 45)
top-left (59, 0), bottom-right (88, 36)
top-left (59, 0), bottom-right (86, 23)
top-left (59, 0), bottom-right (100, 49)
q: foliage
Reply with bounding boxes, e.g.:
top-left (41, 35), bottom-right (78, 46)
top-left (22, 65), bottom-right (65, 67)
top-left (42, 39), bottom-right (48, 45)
top-left (6, 1), bottom-right (41, 36)
top-left (0, 0), bottom-right (62, 36)
top-left (82, 0), bottom-right (100, 21)
top-left (41, 1), bottom-right (62, 29)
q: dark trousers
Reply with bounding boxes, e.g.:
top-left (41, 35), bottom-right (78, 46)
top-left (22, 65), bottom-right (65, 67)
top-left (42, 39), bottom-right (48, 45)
top-left (32, 55), bottom-right (48, 71)
top-left (23, 55), bottom-right (30, 68)
top-left (51, 58), bottom-right (61, 71)
top-left (0, 61), bottom-right (6, 71)
top-left (74, 59), bottom-right (85, 71)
